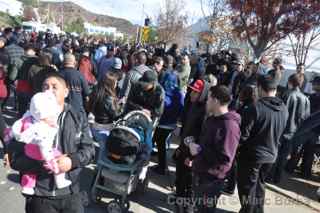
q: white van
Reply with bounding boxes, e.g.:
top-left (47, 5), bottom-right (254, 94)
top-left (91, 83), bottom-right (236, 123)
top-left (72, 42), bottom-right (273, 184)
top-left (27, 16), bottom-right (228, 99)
top-left (22, 21), bottom-right (46, 33)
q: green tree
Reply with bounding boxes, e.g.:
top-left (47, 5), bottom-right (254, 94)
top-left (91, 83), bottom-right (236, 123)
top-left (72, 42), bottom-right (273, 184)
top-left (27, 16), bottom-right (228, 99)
top-left (9, 15), bottom-right (23, 26)
top-left (0, 11), bottom-right (23, 26)
top-left (64, 18), bottom-right (85, 33)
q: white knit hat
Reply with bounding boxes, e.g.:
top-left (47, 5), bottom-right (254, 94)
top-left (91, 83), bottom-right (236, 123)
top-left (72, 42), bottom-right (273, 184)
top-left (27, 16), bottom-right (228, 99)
top-left (29, 91), bottom-right (60, 121)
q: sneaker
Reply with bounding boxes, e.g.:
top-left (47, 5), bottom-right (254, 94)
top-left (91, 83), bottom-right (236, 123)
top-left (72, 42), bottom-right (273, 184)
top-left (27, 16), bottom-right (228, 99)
top-left (22, 187), bottom-right (35, 195)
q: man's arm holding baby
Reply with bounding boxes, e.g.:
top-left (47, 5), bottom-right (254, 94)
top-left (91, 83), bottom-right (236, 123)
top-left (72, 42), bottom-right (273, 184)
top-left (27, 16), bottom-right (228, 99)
top-left (8, 139), bottom-right (47, 174)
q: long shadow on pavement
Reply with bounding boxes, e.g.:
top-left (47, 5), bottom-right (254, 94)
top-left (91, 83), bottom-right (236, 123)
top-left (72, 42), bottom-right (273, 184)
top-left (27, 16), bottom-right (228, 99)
top-left (147, 164), bottom-right (176, 190)
top-left (129, 187), bottom-right (174, 213)
top-left (270, 171), bottom-right (320, 202)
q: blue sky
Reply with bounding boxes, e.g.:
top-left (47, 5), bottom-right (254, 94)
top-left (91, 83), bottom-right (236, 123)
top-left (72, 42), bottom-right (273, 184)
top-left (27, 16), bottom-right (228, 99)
top-left (42, 0), bottom-right (203, 25)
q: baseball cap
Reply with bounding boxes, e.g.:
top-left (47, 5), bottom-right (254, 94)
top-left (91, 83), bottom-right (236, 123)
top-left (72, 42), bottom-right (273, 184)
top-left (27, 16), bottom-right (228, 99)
top-left (188, 79), bottom-right (205, 93)
top-left (140, 70), bottom-right (158, 83)
top-left (107, 44), bottom-right (114, 51)
top-left (112, 57), bottom-right (122, 70)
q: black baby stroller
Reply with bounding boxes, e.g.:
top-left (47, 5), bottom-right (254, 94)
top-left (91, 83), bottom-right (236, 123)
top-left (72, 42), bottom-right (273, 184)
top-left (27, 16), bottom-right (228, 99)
top-left (90, 110), bottom-right (153, 213)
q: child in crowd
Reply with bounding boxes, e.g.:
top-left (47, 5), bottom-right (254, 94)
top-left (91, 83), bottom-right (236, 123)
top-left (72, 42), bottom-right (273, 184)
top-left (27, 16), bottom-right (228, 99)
top-left (6, 91), bottom-right (71, 195)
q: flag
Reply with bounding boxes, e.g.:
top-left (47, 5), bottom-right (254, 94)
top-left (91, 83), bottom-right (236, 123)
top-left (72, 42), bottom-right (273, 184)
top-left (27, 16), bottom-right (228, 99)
top-left (142, 26), bottom-right (150, 42)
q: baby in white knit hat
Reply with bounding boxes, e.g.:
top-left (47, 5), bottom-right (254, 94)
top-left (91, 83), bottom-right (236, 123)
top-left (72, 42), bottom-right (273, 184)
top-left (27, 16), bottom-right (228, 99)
top-left (8, 91), bottom-right (71, 195)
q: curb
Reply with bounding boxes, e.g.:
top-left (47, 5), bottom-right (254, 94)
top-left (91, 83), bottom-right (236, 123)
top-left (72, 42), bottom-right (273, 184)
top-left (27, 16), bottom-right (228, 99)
top-left (266, 183), bottom-right (320, 211)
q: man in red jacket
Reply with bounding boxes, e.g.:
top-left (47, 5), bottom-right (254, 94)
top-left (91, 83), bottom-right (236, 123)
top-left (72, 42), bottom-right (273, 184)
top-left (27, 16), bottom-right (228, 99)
top-left (78, 48), bottom-right (96, 87)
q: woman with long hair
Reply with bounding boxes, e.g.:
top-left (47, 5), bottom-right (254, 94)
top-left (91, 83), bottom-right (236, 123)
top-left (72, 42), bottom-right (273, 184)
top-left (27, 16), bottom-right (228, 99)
top-left (87, 72), bottom-right (123, 142)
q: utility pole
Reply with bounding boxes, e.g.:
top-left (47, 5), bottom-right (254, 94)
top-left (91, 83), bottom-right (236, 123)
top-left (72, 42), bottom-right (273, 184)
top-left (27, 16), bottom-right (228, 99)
top-left (139, 4), bottom-right (145, 46)
top-left (61, 0), bottom-right (64, 31)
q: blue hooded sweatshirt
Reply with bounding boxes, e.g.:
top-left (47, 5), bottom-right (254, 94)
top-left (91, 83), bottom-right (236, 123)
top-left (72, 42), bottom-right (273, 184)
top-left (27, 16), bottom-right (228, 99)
top-left (159, 71), bottom-right (184, 126)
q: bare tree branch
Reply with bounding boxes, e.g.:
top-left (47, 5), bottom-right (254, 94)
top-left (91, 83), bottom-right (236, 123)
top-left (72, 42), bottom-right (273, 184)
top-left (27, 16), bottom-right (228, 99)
top-left (157, 0), bottom-right (188, 44)
top-left (288, 25), bottom-right (320, 67)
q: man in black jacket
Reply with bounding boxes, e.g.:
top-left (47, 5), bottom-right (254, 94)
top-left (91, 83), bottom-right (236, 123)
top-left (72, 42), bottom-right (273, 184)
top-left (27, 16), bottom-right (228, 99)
top-left (16, 44), bottom-right (38, 117)
top-left (237, 72), bottom-right (288, 213)
top-left (8, 72), bottom-right (95, 213)
top-left (125, 70), bottom-right (164, 121)
top-left (60, 53), bottom-right (91, 113)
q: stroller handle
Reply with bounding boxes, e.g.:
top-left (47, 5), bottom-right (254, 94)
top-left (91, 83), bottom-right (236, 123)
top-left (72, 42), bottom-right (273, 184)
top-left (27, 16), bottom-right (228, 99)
top-left (118, 110), bottom-right (153, 124)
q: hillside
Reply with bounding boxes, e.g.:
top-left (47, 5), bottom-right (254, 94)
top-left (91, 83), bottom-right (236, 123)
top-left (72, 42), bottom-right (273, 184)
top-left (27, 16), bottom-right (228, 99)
top-left (38, 1), bottom-right (136, 35)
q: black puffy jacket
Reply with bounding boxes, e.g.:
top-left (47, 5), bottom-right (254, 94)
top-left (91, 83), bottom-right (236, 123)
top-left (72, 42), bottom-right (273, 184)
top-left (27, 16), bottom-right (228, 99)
top-left (8, 104), bottom-right (95, 197)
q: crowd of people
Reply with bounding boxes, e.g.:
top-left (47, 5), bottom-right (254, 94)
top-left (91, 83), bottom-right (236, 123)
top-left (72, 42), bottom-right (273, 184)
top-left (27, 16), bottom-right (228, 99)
top-left (0, 26), bottom-right (319, 213)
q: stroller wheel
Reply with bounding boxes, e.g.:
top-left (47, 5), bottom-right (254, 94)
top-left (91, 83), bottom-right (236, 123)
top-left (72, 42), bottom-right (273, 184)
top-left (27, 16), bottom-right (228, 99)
top-left (122, 200), bottom-right (130, 211)
top-left (114, 198), bottom-right (130, 211)
top-left (107, 200), bottom-right (123, 213)
top-left (90, 187), bottom-right (101, 204)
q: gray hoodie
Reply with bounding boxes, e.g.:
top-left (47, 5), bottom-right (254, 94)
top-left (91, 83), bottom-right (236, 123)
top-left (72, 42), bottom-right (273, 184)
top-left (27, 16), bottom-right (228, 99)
top-left (121, 64), bottom-right (152, 98)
